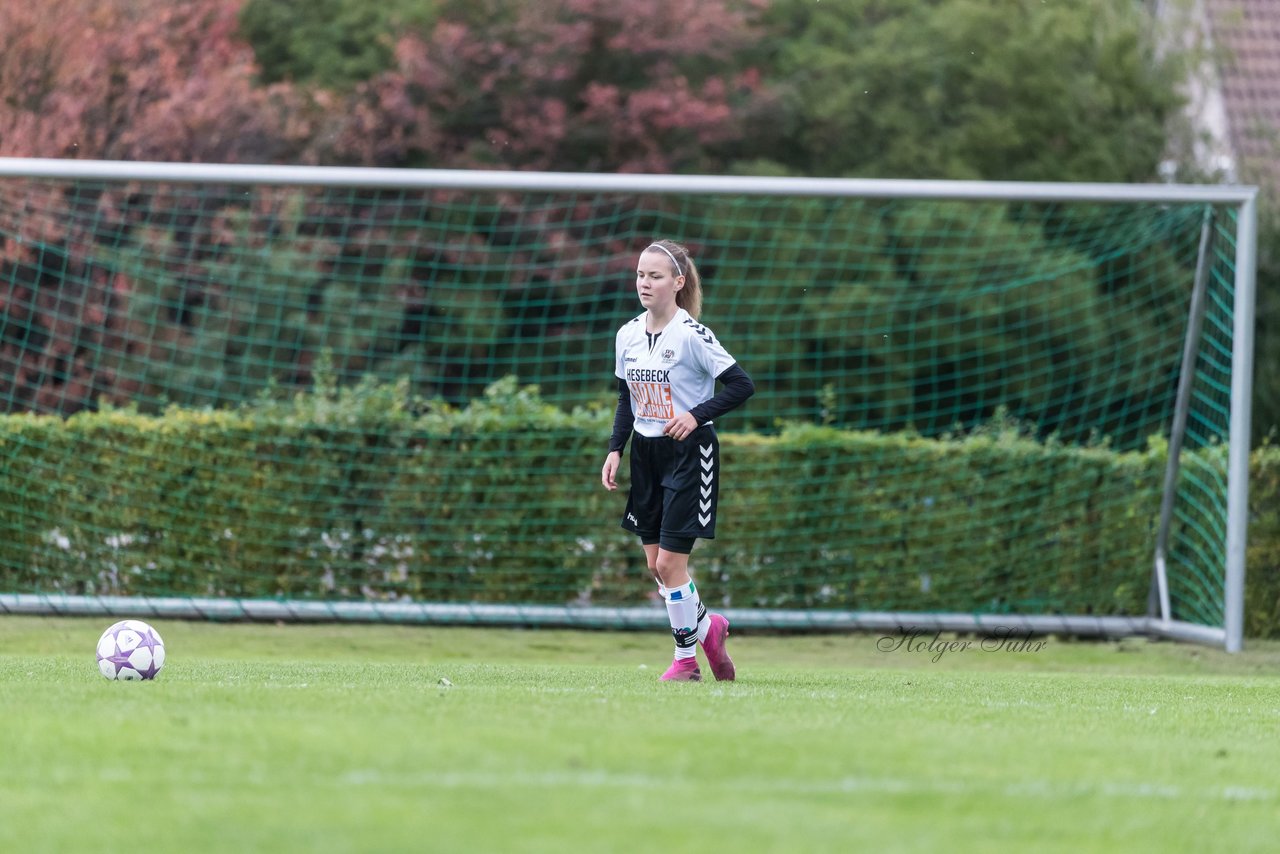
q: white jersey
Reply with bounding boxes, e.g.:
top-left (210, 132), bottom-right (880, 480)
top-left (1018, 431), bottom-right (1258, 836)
top-left (614, 308), bottom-right (738, 438)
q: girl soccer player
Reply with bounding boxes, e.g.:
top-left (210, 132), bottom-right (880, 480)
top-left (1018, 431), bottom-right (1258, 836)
top-left (600, 239), bottom-right (755, 682)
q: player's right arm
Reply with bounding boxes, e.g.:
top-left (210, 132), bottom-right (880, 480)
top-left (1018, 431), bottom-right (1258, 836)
top-left (601, 450), bottom-right (621, 491)
top-left (602, 372), bottom-right (632, 491)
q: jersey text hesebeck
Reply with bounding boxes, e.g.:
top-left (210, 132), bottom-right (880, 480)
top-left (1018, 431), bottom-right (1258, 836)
top-left (625, 368), bottom-right (671, 383)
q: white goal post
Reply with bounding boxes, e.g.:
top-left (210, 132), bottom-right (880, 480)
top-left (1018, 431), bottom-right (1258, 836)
top-left (0, 158), bottom-right (1258, 650)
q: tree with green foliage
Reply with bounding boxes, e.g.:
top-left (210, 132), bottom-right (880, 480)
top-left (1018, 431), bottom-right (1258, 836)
top-left (237, 0), bottom-right (434, 90)
top-left (748, 0), bottom-right (1183, 182)
top-left (7, 0), bottom-right (1261, 451)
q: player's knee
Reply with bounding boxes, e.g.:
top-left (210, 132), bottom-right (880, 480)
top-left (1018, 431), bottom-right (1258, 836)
top-left (654, 551), bottom-right (684, 583)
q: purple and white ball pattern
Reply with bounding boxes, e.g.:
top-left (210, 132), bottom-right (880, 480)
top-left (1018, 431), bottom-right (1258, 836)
top-left (96, 620), bottom-right (166, 681)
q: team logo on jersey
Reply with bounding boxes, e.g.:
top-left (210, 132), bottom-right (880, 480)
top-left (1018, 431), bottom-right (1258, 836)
top-left (661, 348), bottom-right (675, 363)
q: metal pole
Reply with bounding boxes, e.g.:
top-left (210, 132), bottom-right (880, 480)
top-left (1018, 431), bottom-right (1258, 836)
top-left (1150, 209), bottom-right (1215, 624)
top-left (0, 159), bottom-right (1258, 648)
top-left (0, 156), bottom-right (1262, 203)
top-left (1224, 192), bottom-right (1258, 652)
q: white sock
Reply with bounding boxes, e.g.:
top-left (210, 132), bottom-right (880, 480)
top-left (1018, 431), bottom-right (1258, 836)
top-left (664, 581), bottom-right (701, 660)
top-left (696, 599), bottom-right (710, 644)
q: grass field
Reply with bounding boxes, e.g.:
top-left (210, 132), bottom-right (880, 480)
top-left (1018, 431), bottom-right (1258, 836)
top-left (2, 616), bottom-right (1279, 852)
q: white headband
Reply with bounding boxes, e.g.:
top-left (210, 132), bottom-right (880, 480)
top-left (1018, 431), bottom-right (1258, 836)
top-left (647, 243), bottom-right (683, 277)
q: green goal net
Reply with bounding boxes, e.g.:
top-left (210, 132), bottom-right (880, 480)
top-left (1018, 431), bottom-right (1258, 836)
top-left (0, 161), bottom-right (1257, 648)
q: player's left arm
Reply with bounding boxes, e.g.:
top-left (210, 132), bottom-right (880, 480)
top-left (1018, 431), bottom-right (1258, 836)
top-left (688, 363), bottom-right (755, 425)
top-left (687, 323), bottom-right (755, 425)
top-left (665, 322), bottom-right (755, 440)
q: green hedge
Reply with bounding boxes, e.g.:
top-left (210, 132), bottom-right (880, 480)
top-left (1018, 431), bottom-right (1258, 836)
top-left (2, 383), bottom-right (1277, 634)
top-left (1246, 445), bottom-right (1280, 637)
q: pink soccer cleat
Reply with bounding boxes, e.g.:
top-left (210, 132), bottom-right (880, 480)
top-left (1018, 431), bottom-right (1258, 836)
top-left (701, 613), bottom-right (735, 681)
top-left (659, 657), bottom-right (702, 682)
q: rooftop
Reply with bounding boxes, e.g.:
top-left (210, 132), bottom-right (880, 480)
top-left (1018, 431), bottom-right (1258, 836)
top-left (1206, 0), bottom-right (1280, 189)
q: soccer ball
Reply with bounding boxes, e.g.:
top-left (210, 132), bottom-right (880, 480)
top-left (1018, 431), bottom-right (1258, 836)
top-left (96, 620), bottom-right (166, 681)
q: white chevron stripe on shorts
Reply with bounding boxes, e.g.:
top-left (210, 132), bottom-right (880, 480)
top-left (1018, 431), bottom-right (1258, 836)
top-left (698, 444), bottom-right (714, 526)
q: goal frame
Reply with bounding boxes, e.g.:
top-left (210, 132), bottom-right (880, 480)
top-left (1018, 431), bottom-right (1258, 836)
top-left (0, 157), bottom-right (1259, 651)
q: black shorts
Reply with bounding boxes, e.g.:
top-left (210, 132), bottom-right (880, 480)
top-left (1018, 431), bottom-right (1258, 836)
top-left (621, 424), bottom-right (719, 551)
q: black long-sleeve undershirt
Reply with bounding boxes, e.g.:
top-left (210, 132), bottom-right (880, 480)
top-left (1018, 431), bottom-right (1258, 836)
top-left (690, 363), bottom-right (755, 425)
top-left (608, 379), bottom-right (635, 452)
top-left (608, 364), bottom-right (755, 453)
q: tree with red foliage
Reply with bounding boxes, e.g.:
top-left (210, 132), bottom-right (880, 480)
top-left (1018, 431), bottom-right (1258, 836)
top-left (1, 0), bottom-right (320, 414)
top-left (0, 0), bottom-right (313, 164)
top-left (313, 0), bottom-right (774, 173)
